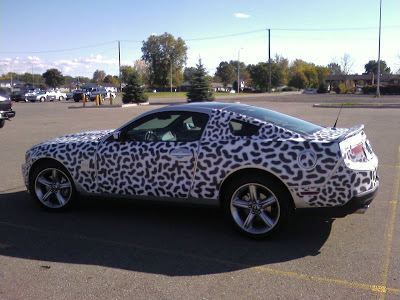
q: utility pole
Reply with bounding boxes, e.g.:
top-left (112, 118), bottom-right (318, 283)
top-left (268, 29), bottom-right (271, 93)
top-left (10, 66), bottom-right (13, 92)
top-left (237, 48), bottom-right (243, 93)
top-left (376, 0), bottom-right (382, 97)
top-left (170, 58), bottom-right (173, 93)
top-left (118, 40), bottom-right (122, 92)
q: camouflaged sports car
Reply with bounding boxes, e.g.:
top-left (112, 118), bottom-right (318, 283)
top-left (22, 102), bottom-right (379, 238)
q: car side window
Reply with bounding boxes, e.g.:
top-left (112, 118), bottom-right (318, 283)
top-left (123, 111), bottom-right (209, 142)
top-left (229, 119), bottom-right (259, 137)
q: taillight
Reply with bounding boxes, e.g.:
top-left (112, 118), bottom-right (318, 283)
top-left (348, 142), bottom-right (367, 162)
top-left (351, 143), bottom-right (364, 156)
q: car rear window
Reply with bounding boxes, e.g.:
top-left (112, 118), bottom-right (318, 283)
top-left (233, 106), bottom-right (322, 135)
top-left (230, 120), bottom-right (259, 137)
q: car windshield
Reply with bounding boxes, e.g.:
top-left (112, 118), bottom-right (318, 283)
top-left (233, 105), bottom-right (322, 135)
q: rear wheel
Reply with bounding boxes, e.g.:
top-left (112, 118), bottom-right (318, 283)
top-left (223, 174), bottom-right (291, 239)
top-left (0, 119), bottom-right (5, 128)
top-left (30, 161), bottom-right (76, 210)
top-left (59, 96), bottom-right (64, 101)
top-left (40, 97), bottom-right (46, 102)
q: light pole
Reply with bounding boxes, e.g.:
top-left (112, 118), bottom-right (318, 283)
top-left (237, 48), bottom-right (243, 93)
top-left (268, 29), bottom-right (271, 93)
top-left (376, 0), bottom-right (382, 97)
top-left (170, 57), bottom-right (173, 93)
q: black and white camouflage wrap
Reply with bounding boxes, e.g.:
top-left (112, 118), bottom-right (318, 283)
top-left (22, 106), bottom-right (379, 209)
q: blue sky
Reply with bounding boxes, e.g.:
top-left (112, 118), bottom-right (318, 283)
top-left (1, 0), bottom-right (399, 78)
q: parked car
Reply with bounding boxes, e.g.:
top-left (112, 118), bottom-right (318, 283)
top-left (73, 87), bottom-right (116, 102)
top-left (11, 91), bottom-right (28, 102)
top-left (66, 90), bottom-right (77, 100)
top-left (46, 89), bottom-right (67, 101)
top-left (72, 89), bottom-right (91, 102)
top-left (0, 94), bottom-right (16, 128)
top-left (22, 102), bottom-right (379, 238)
top-left (302, 89), bottom-right (318, 94)
top-left (89, 87), bottom-right (116, 101)
top-left (26, 90), bottom-right (49, 102)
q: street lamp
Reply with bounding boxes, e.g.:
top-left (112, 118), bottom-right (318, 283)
top-left (376, 0), bottom-right (382, 97)
top-left (237, 48), bottom-right (243, 93)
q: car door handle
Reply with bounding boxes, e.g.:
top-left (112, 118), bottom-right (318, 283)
top-left (170, 148), bottom-right (193, 160)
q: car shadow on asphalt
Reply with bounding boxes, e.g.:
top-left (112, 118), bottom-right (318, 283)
top-left (0, 191), bottom-right (333, 276)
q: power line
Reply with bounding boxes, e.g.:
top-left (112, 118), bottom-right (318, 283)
top-left (3, 25), bottom-right (399, 55)
top-left (2, 41), bottom-right (117, 54)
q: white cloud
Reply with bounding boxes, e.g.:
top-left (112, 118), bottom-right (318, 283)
top-left (1, 54), bottom-right (119, 77)
top-left (234, 13), bottom-right (250, 19)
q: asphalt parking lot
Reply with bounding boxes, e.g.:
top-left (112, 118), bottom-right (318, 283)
top-left (1, 94), bottom-right (399, 299)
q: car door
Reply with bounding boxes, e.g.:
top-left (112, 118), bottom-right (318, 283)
top-left (96, 111), bottom-right (209, 198)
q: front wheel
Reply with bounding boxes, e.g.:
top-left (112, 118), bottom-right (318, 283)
top-left (223, 174), bottom-right (291, 239)
top-left (30, 161), bottom-right (77, 210)
top-left (59, 96), bottom-right (64, 101)
top-left (40, 97), bottom-right (46, 102)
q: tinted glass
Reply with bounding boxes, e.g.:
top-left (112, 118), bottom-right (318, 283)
top-left (234, 106), bottom-right (321, 135)
top-left (230, 120), bottom-right (259, 137)
top-left (123, 111), bottom-right (209, 142)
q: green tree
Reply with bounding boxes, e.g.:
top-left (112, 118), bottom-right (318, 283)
top-left (288, 59), bottom-right (325, 88)
top-left (315, 66), bottom-right (330, 85)
top-left (289, 70), bottom-right (308, 89)
top-left (104, 75), bottom-right (119, 85)
top-left (141, 32), bottom-right (188, 89)
top-left (42, 68), bottom-right (65, 88)
top-left (93, 70), bottom-right (106, 84)
top-left (187, 59), bottom-right (214, 102)
top-left (120, 65), bottom-right (136, 84)
top-left (184, 67), bottom-right (197, 82)
top-left (215, 61), bottom-right (236, 87)
top-left (248, 61), bottom-right (285, 91)
top-left (327, 62), bottom-right (343, 75)
top-left (364, 60), bottom-right (391, 75)
top-left (303, 67), bottom-right (318, 88)
top-left (229, 60), bottom-right (247, 77)
top-left (122, 71), bottom-right (148, 104)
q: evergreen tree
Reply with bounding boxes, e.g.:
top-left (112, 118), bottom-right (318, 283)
top-left (186, 59), bottom-right (214, 102)
top-left (122, 72), bottom-right (148, 104)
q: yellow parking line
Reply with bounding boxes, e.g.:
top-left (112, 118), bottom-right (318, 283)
top-left (252, 266), bottom-right (399, 295)
top-left (379, 146), bottom-right (400, 300)
top-left (1, 220), bottom-right (399, 296)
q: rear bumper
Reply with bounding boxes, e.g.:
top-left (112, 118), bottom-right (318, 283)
top-left (0, 110), bottom-right (16, 119)
top-left (297, 180), bottom-right (379, 218)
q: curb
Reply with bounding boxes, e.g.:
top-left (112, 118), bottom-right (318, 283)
top-left (313, 103), bottom-right (400, 109)
top-left (68, 102), bottom-right (150, 109)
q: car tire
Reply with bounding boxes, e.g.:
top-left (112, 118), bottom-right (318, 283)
top-left (30, 161), bottom-right (77, 211)
top-left (74, 99), bottom-right (79, 102)
top-left (223, 173), bottom-right (291, 239)
top-left (0, 119), bottom-right (5, 128)
top-left (40, 97), bottom-right (46, 102)
top-left (59, 96), bottom-right (64, 101)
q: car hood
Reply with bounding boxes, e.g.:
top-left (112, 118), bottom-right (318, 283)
top-left (33, 130), bottom-right (114, 148)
